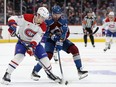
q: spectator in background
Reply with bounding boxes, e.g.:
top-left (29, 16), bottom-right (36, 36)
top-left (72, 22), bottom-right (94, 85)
top-left (0, 14), bottom-right (4, 24)
top-left (68, 11), bottom-right (76, 24)
top-left (0, 26), bottom-right (3, 39)
top-left (0, 0), bottom-right (4, 13)
top-left (0, 0), bottom-right (115, 25)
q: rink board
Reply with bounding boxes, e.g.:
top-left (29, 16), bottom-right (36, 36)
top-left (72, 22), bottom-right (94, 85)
top-left (0, 25), bottom-right (105, 43)
top-left (0, 38), bottom-right (105, 43)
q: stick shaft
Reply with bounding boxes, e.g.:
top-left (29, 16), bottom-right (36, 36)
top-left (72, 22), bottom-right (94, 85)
top-left (57, 50), bottom-right (64, 78)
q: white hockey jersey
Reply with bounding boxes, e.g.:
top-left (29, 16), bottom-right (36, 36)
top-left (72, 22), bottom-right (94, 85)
top-left (102, 17), bottom-right (116, 32)
top-left (8, 14), bottom-right (46, 44)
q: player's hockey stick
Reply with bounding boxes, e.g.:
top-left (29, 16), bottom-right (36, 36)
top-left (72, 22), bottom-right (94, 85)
top-left (92, 27), bottom-right (99, 34)
top-left (72, 27), bottom-right (99, 35)
top-left (14, 33), bottom-right (62, 84)
top-left (57, 49), bottom-right (68, 85)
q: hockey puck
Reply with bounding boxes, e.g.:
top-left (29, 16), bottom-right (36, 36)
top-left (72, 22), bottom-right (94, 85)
top-left (65, 81), bottom-right (68, 85)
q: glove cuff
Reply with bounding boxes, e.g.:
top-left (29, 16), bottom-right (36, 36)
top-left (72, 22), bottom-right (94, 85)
top-left (8, 29), bottom-right (13, 34)
top-left (8, 19), bottom-right (17, 26)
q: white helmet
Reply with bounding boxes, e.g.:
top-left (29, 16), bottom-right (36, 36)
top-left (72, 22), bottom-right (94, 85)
top-left (108, 12), bottom-right (114, 16)
top-left (37, 7), bottom-right (49, 19)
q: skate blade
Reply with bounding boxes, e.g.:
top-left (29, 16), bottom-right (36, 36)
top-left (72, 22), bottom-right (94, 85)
top-left (79, 73), bottom-right (88, 80)
top-left (1, 80), bottom-right (10, 85)
top-left (104, 48), bottom-right (107, 52)
top-left (55, 79), bottom-right (63, 84)
top-left (51, 77), bottom-right (62, 84)
top-left (31, 75), bottom-right (40, 81)
top-left (54, 59), bottom-right (58, 61)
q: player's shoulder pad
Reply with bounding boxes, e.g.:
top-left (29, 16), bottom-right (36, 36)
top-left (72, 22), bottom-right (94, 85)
top-left (23, 14), bottom-right (34, 23)
top-left (114, 18), bottom-right (116, 22)
top-left (40, 22), bottom-right (47, 32)
top-left (59, 15), bottom-right (68, 24)
top-left (105, 18), bottom-right (110, 22)
top-left (8, 15), bottom-right (18, 21)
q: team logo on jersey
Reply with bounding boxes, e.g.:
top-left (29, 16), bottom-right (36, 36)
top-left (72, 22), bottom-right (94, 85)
top-left (109, 24), bottom-right (115, 28)
top-left (25, 29), bottom-right (36, 37)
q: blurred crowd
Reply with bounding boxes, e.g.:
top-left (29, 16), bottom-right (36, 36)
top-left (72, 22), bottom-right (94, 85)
top-left (0, 0), bottom-right (115, 25)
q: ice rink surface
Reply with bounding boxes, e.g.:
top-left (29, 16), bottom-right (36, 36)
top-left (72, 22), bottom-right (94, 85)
top-left (0, 42), bottom-right (116, 87)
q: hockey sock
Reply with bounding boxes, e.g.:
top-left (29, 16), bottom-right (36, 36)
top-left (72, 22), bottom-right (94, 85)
top-left (33, 63), bottom-right (42, 72)
top-left (89, 35), bottom-right (94, 45)
top-left (6, 54), bottom-right (24, 74)
top-left (39, 57), bottom-right (52, 72)
top-left (84, 35), bottom-right (87, 44)
top-left (105, 42), bottom-right (110, 48)
top-left (73, 55), bottom-right (82, 70)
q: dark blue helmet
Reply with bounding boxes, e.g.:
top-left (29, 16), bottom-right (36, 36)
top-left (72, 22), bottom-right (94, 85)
top-left (52, 5), bottom-right (62, 14)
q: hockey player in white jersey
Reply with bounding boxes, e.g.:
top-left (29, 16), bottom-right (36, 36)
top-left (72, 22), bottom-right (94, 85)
top-left (102, 11), bottom-right (116, 51)
top-left (1, 7), bottom-right (61, 85)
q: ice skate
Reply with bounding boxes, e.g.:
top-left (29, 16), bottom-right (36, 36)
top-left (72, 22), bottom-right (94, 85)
top-left (92, 44), bottom-right (95, 47)
top-left (104, 48), bottom-right (108, 52)
top-left (78, 70), bottom-right (88, 80)
top-left (53, 55), bottom-right (58, 62)
top-left (31, 70), bottom-right (41, 81)
top-left (1, 72), bottom-right (11, 85)
top-left (104, 46), bottom-right (110, 52)
top-left (85, 44), bottom-right (87, 47)
top-left (108, 44), bottom-right (111, 49)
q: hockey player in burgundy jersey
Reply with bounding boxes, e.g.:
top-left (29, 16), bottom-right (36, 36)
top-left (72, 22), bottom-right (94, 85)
top-left (2, 7), bottom-right (61, 85)
top-left (31, 5), bottom-right (88, 81)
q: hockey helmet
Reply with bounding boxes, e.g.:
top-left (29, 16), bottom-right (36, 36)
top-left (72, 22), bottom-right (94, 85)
top-left (108, 12), bottom-right (114, 16)
top-left (37, 7), bottom-right (49, 19)
top-left (52, 5), bottom-right (62, 14)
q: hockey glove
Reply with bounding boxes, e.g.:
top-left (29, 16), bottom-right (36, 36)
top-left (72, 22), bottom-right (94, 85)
top-left (30, 41), bottom-right (37, 49)
top-left (8, 24), bottom-right (17, 37)
top-left (51, 34), bottom-right (60, 42)
top-left (27, 41), bottom-right (37, 56)
top-left (83, 29), bottom-right (87, 35)
top-left (27, 47), bottom-right (34, 56)
top-left (56, 41), bottom-right (63, 51)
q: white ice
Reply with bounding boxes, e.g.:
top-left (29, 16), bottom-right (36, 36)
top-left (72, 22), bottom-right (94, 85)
top-left (0, 42), bottom-right (116, 87)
